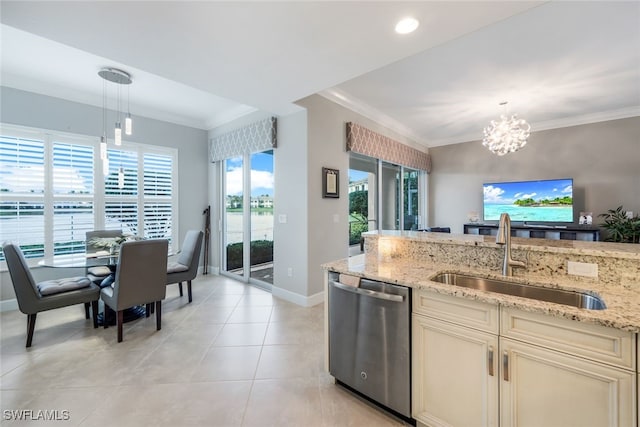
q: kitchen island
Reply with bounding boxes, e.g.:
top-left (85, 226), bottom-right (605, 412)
top-left (323, 231), bottom-right (640, 427)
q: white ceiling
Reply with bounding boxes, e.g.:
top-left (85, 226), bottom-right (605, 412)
top-left (1, 1), bottom-right (639, 148)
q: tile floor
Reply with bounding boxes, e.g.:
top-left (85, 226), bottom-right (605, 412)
top-left (0, 274), bottom-right (407, 426)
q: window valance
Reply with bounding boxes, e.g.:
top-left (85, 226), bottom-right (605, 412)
top-left (209, 116), bottom-right (277, 162)
top-left (346, 122), bottom-right (431, 173)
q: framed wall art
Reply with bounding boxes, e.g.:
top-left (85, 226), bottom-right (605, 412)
top-left (322, 167), bottom-right (339, 198)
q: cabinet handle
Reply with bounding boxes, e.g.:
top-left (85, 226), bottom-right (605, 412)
top-left (503, 351), bottom-right (509, 382)
top-left (488, 346), bottom-right (494, 376)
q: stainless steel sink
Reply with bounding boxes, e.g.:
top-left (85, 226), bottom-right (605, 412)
top-left (431, 273), bottom-right (606, 310)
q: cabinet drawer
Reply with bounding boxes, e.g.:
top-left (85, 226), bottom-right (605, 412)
top-left (501, 308), bottom-right (635, 370)
top-left (413, 289), bottom-right (499, 334)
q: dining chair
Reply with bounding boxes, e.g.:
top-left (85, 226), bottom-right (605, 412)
top-left (166, 230), bottom-right (203, 303)
top-left (2, 243), bottom-right (101, 347)
top-left (100, 239), bottom-right (168, 342)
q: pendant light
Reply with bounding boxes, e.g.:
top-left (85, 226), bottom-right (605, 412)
top-left (98, 67), bottom-right (133, 148)
top-left (125, 85), bottom-right (133, 135)
top-left (482, 101), bottom-right (531, 156)
top-left (118, 166), bottom-right (125, 189)
top-left (100, 78), bottom-right (109, 175)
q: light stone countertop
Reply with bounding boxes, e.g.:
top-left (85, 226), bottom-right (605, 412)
top-left (366, 230), bottom-right (640, 260)
top-left (323, 254), bottom-right (640, 332)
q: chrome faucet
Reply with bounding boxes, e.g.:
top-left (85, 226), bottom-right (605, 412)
top-left (496, 213), bottom-right (526, 276)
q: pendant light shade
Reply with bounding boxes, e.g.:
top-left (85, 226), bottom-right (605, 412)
top-left (114, 122), bottom-right (122, 146)
top-left (125, 113), bottom-right (132, 136)
top-left (118, 167), bottom-right (125, 189)
top-left (482, 101), bottom-right (531, 156)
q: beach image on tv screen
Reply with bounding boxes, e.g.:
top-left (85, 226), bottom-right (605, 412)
top-left (483, 179), bottom-right (573, 222)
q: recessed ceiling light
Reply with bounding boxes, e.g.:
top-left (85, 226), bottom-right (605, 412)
top-left (395, 17), bottom-right (419, 34)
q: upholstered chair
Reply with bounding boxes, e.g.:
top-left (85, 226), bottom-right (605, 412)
top-left (166, 230), bottom-right (203, 303)
top-left (2, 243), bottom-right (101, 347)
top-left (100, 239), bottom-right (168, 342)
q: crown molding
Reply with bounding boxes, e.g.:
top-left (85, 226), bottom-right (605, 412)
top-left (321, 87), bottom-right (640, 149)
top-left (318, 88), bottom-right (430, 151)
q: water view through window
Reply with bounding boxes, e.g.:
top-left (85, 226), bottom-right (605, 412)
top-left (224, 150), bottom-right (274, 284)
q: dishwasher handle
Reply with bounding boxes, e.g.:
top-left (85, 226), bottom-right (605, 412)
top-left (330, 281), bottom-right (405, 302)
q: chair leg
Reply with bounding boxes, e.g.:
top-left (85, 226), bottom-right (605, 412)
top-left (84, 302), bottom-right (90, 319)
top-left (91, 300), bottom-right (99, 328)
top-left (117, 310), bottom-right (124, 343)
top-left (178, 282), bottom-right (183, 297)
top-left (187, 280), bottom-right (193, 303)
top-left (104, 306), bottom-right (111, 329)
top-left (155, 301), bottom-right (162, 331)
top-left (26, 313), bottom-right (37, 348)
top-left (145, 303), bottom-right (152, 317)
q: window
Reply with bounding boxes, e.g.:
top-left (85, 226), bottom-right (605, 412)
top-left (0, 133), bottom-right (46, 259)
top-left (0, 125), bottom-right (178, 262)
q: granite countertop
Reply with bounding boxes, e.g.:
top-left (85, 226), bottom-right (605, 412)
top-left (366, 230), bottom-right (640, 260)
top-left (323, 254), bottom-right (640, 333)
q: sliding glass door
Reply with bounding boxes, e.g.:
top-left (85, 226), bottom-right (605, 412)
top-left (249, 150), bottom-right (274, 284)
top-left (222, 150), bottom-right (274, 286)
top-left (223, 156), bottom-right (244, 277)
top-left (348, 153), bottom-right (426, 247)
top-left (348, 154), bottom-right (378, 252)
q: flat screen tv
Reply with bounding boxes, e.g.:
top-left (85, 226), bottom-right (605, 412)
top-left (483, 178), bottom-right (574, 222)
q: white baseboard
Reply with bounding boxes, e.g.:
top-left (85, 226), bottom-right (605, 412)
top-left (272, 286), bottom-right (324, 307)
top-left (0, 299), bottom-right (18, 313)
top-left (197, 266), bottom-right (219, 276)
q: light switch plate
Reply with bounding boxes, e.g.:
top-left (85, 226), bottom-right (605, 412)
top-left (333, 214), bottom-right (340, 223)
top-left (567, 261), bottom-right (598, 278)
top-left (278, 214), bottom-right (287, 224)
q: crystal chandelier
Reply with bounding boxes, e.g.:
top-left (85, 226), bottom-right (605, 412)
top-left (482, 102), bottom-right (531, 156)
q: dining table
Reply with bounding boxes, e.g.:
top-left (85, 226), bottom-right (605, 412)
top-left (38, 251), bottom-right (147, 325)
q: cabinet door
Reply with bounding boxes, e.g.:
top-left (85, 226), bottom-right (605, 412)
top-left (500, 338), bottom-right (636, 427)
top-left (412, 315), bottom-right (499, 427)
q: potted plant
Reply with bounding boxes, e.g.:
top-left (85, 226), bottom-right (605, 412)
top-left (598, 206), bottom-right (640, 243)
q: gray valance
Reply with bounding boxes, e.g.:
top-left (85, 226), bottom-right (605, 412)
top-left (346, 122), bottom-right (431, 173)
top-left (209, 117), bottom-right (277, 162)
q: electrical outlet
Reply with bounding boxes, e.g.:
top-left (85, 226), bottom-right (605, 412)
top-left (278, 214), bottom-right (287, 223)
top-left (626, 211), bottom-right (634, 219)
top-left (287, 267), bottom-right (293, 277)
top-left (567, 261), bottom-right (598, 278)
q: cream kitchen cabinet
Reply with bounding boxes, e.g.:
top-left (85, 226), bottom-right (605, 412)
top-left (413, 314), bottom-right (499, 427)
top-left (500, 337), bottom-right (635, 427)
top-left (412, 289), bottom-right (637, 427)
top-left (412, 290), bottom-right (500, 427)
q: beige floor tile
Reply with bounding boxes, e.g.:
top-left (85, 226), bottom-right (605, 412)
top-left (191, 346), bottom-right (262, 381)
top-left (264, 317), bottom-right (324, 346)
top-left (227, 306), bottom-right (273, 324)
top-left (270, 303), bottom-right (324, 323)
top-left (242, 377), bottom-right (324, 427)
top-left (1, 274), bottom-right (405, 425)
top-left (199, 294), bottom-right (244, 307)
top-left (183, 305), bottom-right (235, 324)
top-left (2, 387), bottom-right (104, 426)
top-left (318, 375), bottom-right (406, 426)
top-left (237, 293), bottom-right (274, 307)
top-left (156, 381), bottom-right (252, 426)
top-left (213, 323), bottom-right (267, 347)
top-left (255, 344), bottom-right (323, 380)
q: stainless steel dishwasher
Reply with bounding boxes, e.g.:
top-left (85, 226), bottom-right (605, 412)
top-left (328, 272), bottom-right (411, 419)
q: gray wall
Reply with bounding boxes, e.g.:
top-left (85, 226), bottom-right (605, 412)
top-left (428, 116), bottom-right (640, 234)
top-left (0, 87), bottom-right (209, 304)
top-left (296, 94), bottom-right (423, 300)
